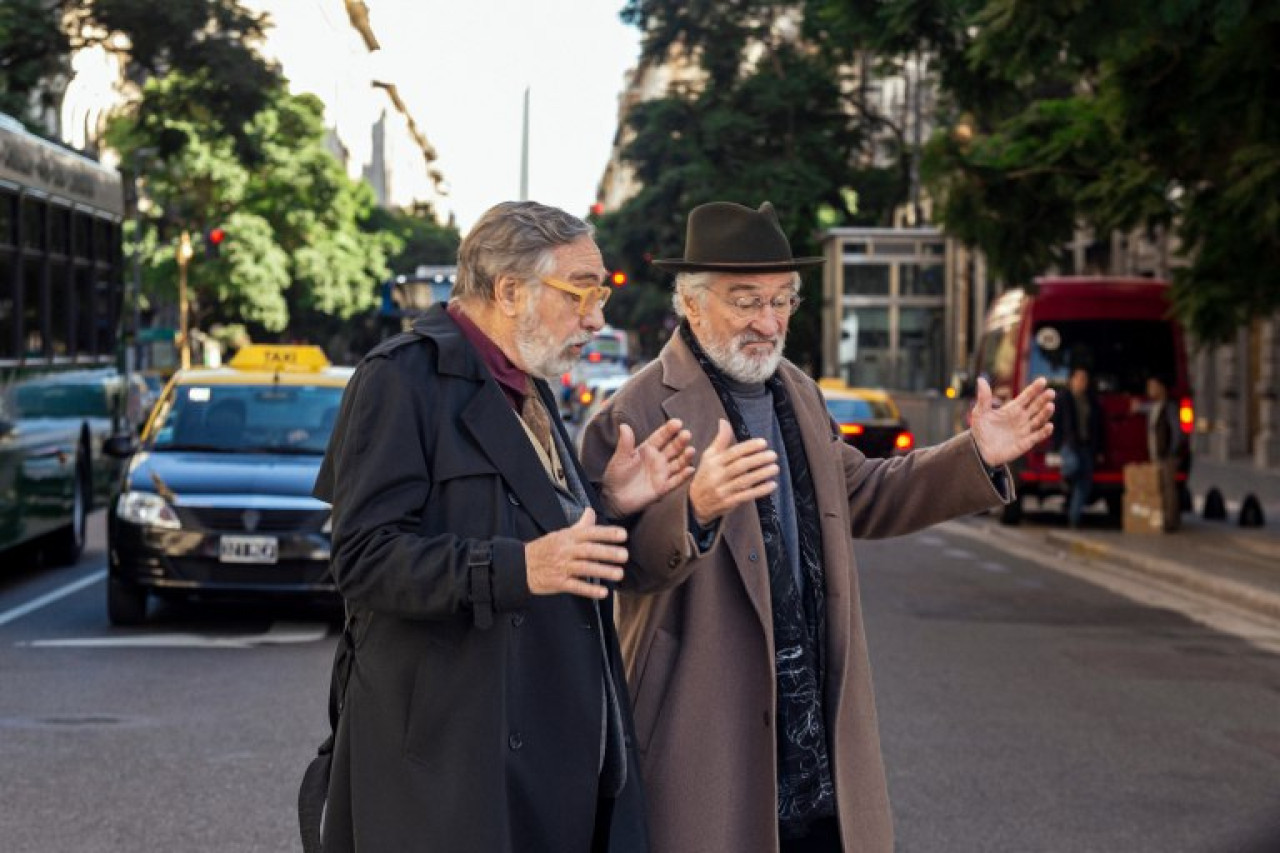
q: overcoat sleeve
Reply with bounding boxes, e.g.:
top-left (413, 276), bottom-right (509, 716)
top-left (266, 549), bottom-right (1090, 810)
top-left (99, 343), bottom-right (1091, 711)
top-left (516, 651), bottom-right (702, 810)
top-left (315, 356), bottom-right (529, 621)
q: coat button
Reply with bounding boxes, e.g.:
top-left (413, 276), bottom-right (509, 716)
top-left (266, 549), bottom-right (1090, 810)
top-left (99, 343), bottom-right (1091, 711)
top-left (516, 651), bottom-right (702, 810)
top-left (667, 555), bottom-right (680, 568)
top-left (509, 732), bottom-right (523, 750)
top-left (511, 613), bottom-right (524, 627)
top-left (748, 551), bottom-right (759, 562)
top-left (507, 492), bottom-right (520, 506)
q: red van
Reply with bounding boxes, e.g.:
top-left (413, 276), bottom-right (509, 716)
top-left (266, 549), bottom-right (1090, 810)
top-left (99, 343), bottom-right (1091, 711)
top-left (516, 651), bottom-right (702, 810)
top-left (960, 277), bottom-right (1193, 524)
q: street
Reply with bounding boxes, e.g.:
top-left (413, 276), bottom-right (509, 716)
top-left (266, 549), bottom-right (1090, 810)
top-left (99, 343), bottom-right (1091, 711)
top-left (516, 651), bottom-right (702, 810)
top-left (0, 513), bottom-right (336, 853)
top-left (2, 511), bottom-right (1279, 852)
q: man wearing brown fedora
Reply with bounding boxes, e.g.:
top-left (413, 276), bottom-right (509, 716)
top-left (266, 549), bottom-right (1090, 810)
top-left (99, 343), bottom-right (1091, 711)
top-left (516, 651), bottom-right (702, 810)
top-left (581, 200), bottom-right (1056, 852)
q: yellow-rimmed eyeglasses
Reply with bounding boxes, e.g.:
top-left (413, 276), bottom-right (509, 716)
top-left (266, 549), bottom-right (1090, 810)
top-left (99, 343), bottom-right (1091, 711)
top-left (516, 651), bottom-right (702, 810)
top-left (541, 276), bottom-right (612, 316)
top-left (709, 290), bottom-right (803, 319)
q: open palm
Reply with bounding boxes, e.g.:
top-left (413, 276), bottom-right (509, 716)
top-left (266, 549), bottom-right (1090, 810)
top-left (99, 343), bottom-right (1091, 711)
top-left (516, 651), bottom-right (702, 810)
top-left (970, 377), bottom-right (1056, 466)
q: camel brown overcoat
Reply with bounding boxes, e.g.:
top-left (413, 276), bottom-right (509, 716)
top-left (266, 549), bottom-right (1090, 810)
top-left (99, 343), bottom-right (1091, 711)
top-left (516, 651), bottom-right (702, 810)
top-left (581, 333), bottom-right (1009, 853)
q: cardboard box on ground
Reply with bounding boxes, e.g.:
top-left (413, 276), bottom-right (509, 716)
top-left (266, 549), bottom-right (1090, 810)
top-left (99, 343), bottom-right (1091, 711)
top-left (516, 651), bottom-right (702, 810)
top-left (1123, 462), bottom-right (1180, 533)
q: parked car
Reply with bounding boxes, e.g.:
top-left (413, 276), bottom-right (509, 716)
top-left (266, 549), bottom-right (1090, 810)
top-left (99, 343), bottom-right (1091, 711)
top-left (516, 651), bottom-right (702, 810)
top-left (560, 325), bottom-right (630, 421)
top-left (950, 276), bottom-right (1193, 525)
top-left (104, 345), bottom-right (351, 625)
top-left (820, 381), bottom-right (915, 458)
top-left (574, 373), bottom-right (632, 450)
top-left (0, 367), bottom-right (139, 566)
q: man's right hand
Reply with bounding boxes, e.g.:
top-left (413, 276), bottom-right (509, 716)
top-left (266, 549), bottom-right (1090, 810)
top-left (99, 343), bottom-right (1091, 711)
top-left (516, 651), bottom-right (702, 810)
top-left (689, 419), bottom-right (779, 527)
top-left (525, 508), bottom-right (628, 600)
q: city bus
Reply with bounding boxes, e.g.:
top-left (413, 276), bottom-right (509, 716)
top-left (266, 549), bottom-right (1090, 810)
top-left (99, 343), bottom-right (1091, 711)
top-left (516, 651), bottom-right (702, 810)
top-left (0, 111), bottom-right (131, 564)
top-left (378, 265), bottom-right (457, 336)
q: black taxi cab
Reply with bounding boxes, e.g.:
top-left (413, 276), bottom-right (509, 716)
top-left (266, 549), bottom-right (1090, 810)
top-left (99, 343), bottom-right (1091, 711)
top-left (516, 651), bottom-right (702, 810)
top-left (105, 345), bottom-right (351, 625)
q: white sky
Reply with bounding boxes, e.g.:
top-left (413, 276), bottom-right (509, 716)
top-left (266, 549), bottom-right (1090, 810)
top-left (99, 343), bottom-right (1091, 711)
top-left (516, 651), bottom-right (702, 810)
top-left (368, 0), bottom-right (640, 230)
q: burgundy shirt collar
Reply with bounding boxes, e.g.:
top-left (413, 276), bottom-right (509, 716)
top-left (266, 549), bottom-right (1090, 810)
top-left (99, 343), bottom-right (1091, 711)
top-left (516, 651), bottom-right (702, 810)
top-left (448, 303), bottom-right (527, 411)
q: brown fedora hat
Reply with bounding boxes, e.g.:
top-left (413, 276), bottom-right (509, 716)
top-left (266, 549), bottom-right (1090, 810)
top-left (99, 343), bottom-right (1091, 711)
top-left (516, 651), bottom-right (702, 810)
top-left (652, 201), bottom-right (824, 272)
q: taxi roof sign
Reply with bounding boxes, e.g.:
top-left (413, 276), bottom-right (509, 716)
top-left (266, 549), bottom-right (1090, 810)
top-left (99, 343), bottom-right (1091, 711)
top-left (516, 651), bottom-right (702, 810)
top-left (228, 344), bottom-right (331, 373)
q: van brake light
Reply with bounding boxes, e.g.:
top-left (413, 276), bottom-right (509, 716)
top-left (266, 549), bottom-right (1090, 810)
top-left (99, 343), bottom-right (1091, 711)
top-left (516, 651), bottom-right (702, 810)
top-left (1179, 397), bottom-right (1194, 434)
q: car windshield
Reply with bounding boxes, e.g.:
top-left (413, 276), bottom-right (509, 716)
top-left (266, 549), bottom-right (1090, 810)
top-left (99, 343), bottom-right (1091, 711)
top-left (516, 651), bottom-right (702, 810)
top-left (825, 397), bottom-right (897, 422)
top-left (1029, 320), bottom-right (1177, 394)
top-left (149, 384), bottom-right (344, 454)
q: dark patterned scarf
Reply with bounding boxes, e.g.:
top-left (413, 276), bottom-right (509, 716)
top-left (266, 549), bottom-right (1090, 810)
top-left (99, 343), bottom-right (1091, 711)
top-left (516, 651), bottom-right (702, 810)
top-left (679, 322), bottom-right (834, 838)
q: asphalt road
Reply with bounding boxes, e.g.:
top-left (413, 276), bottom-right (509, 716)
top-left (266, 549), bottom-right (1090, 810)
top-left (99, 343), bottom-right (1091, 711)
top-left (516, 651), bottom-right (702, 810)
top-left (2, 510), bottom-right (1279, 852)
top-left (0, 513), bottom-right (337, 853)
top-left (862, 515), bottom-right (1280, 853)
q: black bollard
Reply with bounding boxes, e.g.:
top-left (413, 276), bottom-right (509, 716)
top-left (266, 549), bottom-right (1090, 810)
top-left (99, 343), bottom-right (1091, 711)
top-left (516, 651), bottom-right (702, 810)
top-left (1238, 494), bottom-right (1265, 528)
top-left (1202, 487), bottom-right (1227, 521)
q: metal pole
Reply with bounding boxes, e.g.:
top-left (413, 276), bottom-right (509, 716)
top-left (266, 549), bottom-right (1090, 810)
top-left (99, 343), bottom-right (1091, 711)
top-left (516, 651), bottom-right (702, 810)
top-left (177, 231), bottom-right (193, 369)
top-left (520, 86), bottom-right (530, 201)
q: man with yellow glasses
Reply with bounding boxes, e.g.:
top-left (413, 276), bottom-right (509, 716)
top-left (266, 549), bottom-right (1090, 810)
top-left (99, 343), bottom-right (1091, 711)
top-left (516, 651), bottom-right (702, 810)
top-left (301, 200), bottom-right (695, 852)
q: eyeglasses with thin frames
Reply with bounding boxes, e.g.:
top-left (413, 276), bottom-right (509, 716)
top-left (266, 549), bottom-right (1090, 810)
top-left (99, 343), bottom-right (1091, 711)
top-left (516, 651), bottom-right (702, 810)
top-left (540, 276), bottom-right (612, 316)
top-left (708, 289), bottom-right (803, 319)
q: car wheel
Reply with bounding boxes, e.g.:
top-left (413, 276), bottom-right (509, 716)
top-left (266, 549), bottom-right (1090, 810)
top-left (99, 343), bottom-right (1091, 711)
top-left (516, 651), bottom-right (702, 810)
top-left (46, 450), bottom-right (89, 566)
top-left (998, 495), bottom-right (1023, 526)
top-left (107, 576), bottom-right (149, 626)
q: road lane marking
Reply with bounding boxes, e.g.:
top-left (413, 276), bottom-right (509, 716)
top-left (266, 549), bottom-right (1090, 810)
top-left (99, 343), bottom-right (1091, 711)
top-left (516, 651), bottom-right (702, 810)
top-left (0, 570), bottom-right (106, 627)
top-left (21, 622), bottom-right (330, 649)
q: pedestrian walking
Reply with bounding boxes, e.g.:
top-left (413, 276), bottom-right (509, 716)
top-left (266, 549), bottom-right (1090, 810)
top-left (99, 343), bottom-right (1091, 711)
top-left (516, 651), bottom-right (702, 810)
top-left (579, 200), bottom-right (1056, 852)
top-left (1055, 366), bottom-right (1105, 527)
top-left (299, 200), bottom-right (695, 852)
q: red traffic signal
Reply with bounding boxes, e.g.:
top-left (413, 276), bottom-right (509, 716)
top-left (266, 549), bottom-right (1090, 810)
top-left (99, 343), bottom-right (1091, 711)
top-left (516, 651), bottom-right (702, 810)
top-left (610, 270), bottom-right (627, 287)
top-left (205, 227), bottom-right (227, 258)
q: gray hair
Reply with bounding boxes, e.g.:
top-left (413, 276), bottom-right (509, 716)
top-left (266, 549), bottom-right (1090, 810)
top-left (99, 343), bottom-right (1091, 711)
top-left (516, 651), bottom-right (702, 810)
top-left (452, 201), bottom-right (593, 303)
top-left (671, 270), bottom-right (802, 317)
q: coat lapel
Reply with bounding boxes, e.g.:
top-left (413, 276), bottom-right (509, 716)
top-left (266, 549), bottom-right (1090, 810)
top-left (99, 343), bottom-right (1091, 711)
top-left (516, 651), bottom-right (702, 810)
top-left (415, 307), bottom-right (568, 536)
top-left (658, 335), bottom-right (774, 636)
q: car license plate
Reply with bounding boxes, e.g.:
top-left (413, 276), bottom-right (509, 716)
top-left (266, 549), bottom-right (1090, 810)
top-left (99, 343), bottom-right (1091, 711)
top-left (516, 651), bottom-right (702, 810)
top-left (219, 535), bottom-right (279, 564)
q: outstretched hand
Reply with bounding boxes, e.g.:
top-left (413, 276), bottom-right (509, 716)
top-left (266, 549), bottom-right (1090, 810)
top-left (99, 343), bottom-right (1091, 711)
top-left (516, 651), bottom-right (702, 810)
top-left (970, 376), bottom-right (1056, 467)
top-left (600, 418), bottom-right (695, 518)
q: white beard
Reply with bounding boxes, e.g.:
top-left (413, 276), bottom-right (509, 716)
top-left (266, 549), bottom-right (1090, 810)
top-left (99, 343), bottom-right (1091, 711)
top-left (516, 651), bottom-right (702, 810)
top-left (515, 299), bottom-right (590, 379)
top-left (701, 329), bottom-right (785, 384)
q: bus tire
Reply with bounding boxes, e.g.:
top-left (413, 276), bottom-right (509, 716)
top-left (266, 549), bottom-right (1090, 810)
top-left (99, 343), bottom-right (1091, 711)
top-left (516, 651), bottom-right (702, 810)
top-left (46, 448), bottom-right (89, 566)
top-left (107, 576), bottom-right (148, 626)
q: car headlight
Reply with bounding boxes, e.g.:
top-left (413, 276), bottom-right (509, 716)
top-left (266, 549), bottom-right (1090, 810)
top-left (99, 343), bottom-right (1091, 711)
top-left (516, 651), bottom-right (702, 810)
top-left (116, 491), bottom-right (182, 529)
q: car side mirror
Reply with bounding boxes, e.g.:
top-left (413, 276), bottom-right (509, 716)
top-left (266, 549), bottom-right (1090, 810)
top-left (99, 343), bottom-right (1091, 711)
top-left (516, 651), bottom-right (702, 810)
top-left (103, 432), bottom-right (140, 458)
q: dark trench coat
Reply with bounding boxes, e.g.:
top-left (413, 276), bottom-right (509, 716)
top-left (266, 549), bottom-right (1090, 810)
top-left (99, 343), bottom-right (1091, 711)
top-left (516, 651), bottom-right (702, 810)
top-left (311, 304), bottom-right (647, 852)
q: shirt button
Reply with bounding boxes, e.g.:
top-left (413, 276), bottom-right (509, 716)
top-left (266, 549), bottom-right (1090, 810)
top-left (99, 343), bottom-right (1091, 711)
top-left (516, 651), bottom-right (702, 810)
top-left (509, 732), bottom-right (523, 750)
top-left (511, 613), bottom-right (524, 627)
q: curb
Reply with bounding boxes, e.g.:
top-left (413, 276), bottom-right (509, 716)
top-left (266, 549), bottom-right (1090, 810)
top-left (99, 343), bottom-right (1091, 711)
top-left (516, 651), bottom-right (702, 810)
top-left (1044, 530), bottom-right (1280, 624)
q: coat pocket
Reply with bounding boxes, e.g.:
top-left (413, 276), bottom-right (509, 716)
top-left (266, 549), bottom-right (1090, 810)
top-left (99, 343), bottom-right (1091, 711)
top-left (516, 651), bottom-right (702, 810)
top-left (631, 628), bottom-right (679, 755)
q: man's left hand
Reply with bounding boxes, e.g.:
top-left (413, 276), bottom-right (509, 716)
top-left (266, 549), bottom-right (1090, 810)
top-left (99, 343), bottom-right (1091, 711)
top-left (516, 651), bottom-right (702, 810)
top-left (599, 418), bottom-right (695, 518)
top-left (970, 376), bottom-right (1056, 467)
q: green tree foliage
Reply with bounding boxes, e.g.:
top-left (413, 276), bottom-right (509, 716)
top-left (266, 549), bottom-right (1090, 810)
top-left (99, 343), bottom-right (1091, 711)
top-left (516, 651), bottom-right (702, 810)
top-left (816, 0), bottom-right (1280, 344)
top-left (0, 0), bottom-right (70, 123)
top-left (68, 0), bottom-right (279, 158)
top-left (604, 1), bottom-right (892, 367)
top-left (366, 202), bottom-right (462, 274)
top-left (109, 81), bottom-right (397, 341)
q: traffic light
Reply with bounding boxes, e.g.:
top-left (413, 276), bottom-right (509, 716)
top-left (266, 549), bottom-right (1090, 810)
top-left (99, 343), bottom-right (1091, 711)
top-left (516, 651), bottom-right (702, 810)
top-left (205, 227), bottom-right (227, 258)
top-left (610, 270), bottom-right (627, 287)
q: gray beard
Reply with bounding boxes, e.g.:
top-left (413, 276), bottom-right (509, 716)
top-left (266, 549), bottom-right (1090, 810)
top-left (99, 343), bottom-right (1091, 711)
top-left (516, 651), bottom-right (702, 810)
top-left (701, 331), bottom-right (785, 384)
top-left (515, 302), bottom-right (587, 380)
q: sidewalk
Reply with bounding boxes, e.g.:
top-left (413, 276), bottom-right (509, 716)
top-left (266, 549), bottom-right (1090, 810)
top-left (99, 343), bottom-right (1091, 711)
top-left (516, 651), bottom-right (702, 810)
top-left (1044, 457), bottom-right (1280, 625)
